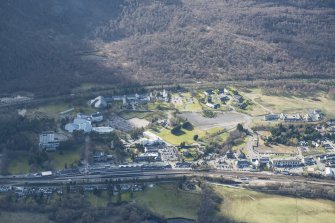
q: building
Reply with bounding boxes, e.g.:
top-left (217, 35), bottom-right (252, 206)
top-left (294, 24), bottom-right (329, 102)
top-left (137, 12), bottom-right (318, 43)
top-left (304, 157), bottom-right (316, 166)
top-left (325, 167), bottom-right (335, 177)
top-left (280, 113), bottom-right (302, 122)
top-left (220, 95), bottom-right (230, 103)
top-left (271, 158), bottom-right (302, 167)
top-left (236, 160), bottom-right (251, 169)
top-left (218, 88), bottom-right (225, 94)
top-left (236, 102), bottom-right (247, 109)
top-left (90, 112), bottom-right (103, 122)
top-left (93, 152), bottom-right (107, 162)
top-left (140, 131), bottom-right (163, 145)
top-left (233, 95), bottom-right (243, 103)
top-left (89, 96), bottom-right (107, 108)
top-left (65, 118), bottom-right (92, 133)
top-left (203, 89), bottom-right (214, 96)
top-left (135, 152), bottom-right (160, 162)
top-left (322, 142), bottom-right (334, 150)
top-left (304, 110), bottom-right (323, 122)
top-left (259, 157), bottom-right (270, 166)
top-left (92, 127), bottom-right (114, 134)
top-left (41, 171), bottom-right (53, 177)
top-left (39, 132), bottom-right (60, 151)
top-left (206, 103), bottom-right (220, 109)
top-left (264, 114), bottom-right (280, 121)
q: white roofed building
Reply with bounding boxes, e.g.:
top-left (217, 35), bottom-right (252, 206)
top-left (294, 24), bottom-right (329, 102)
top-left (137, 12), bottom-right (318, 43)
top-left (65, 118), bottom-right (92, 133)
top-left (93, 127), bottom-right (114, 134)
top-left (89, 96), bottom-right (107, 108)
top-left (39, 131), bottom-right (59, 151)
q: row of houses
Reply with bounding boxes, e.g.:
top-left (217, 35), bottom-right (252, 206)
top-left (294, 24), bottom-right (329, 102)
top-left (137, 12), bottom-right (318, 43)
top-left (89, 89), bottom-right (170, 109)
top-left (264, 110), bottom-right (323, 122)
top-left (229, 153), bottom-right (303, 169)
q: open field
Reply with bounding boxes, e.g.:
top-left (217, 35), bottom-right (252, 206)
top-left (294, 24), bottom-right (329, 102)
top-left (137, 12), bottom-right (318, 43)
top-left (28, 102), bottom-right (96, 119)
top-left (48, 149), bottom-right (81, 170)
top-left (8, 157), bottom-right (31, 174)
top-left (256, 131), bottom-right (298, 155)
top-left (155, 127), bottom-right (206, 145)
top-left (134, 183), bottom-right (201, 220)
top-left (178, 112), bottom-right (250, 130)
top-left (118, 111), bottom-right (153, 120)
top-left (213, 185), bottom-right (335, 223)
top-left (302, 147), bottom-right (327, 156)
top-left (232, 136), bottom-right (249, 152)
top-left (127, 117), bottom-right (150, 128)
top-left (258, 140), bottom-right (298, 155)
top-left (243, 89), bottom-right (335, 118)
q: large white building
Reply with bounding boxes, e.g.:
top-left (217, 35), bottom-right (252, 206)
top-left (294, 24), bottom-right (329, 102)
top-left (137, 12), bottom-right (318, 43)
top-left (93, 127), bottom-right (114, 134)
top-left (65, 118), bottom-right (92, 133)
top-left (140, 131), bottom-right (163, 145)
top-left (39, 131), bottom-right (59, 151)
top-left (89, 96), bottom-right (107, 108)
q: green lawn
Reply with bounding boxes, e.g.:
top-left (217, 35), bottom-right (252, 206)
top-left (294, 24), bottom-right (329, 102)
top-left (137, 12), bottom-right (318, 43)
top-left (48, 149), bottom-right (81, 170)
top-left (213, 185), bottom-right (335, 223)
top-left (118, 111), bottom-right (153, 120)
top-left (8, 157), bottom-right (31, 174)
top-left (231, 136), bottom-right (249, 152)
top-left (134, 184), bottom-right (201, 220)
top-left (155, 127), bottom-right (206, 145)
top-left (243, 88), bottom-right (335, 118)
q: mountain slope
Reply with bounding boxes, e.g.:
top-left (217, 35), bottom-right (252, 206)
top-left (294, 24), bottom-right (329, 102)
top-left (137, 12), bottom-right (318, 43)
top-left (0, 0), bottom-right (334, 95)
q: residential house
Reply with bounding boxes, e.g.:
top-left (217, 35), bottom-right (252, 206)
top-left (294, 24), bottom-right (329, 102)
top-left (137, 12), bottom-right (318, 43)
top-left (271, 158), bottom-right (302, 167)
top-left (203, 89), bottom-right (214, 96)
top-left (264, 114), bottom-right (280, 121)
top-left (220, 95), bottom-right (230, 103)
top-left (233, 95), bottom-right (243, 103)
top-left (206, 103), bottom-right (220, 109)
top-left (236, 160), bottom-right (251, 169)
top-left (325, 167), bottom-right (335, 177)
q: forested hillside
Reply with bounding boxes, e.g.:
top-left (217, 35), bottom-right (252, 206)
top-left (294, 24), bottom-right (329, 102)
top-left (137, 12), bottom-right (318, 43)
top-left (1, 0), bottom-right (334, 95)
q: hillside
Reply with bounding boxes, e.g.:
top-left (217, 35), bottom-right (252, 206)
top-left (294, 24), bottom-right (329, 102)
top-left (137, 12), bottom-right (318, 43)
top-left (1, 0), bottom-right (334, 95)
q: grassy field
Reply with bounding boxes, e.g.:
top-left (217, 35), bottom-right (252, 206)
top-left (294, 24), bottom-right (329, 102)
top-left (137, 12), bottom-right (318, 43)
top-left (48, 149), bottom-right (81, 170)
top-left (134, 184), bottom-right (201, 220)
top-left (213, 185), bottom-right (335, 223)
top-left (29, 100), bottom-right (99, 120)
top-left (256, 131), bottom-right (298, 155)
top-left (8, 157), bottom-right (31, 174)
top-left (118, 111), bottom-right (153, 120)
top-left (231, 136), bottom-right (249, 152)
top-left (243, 89), bottom-right (335, 118)
top-left (155, 127), bottom-right (207, 145)
top-left (8, 148), bottom-right (81, 174)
